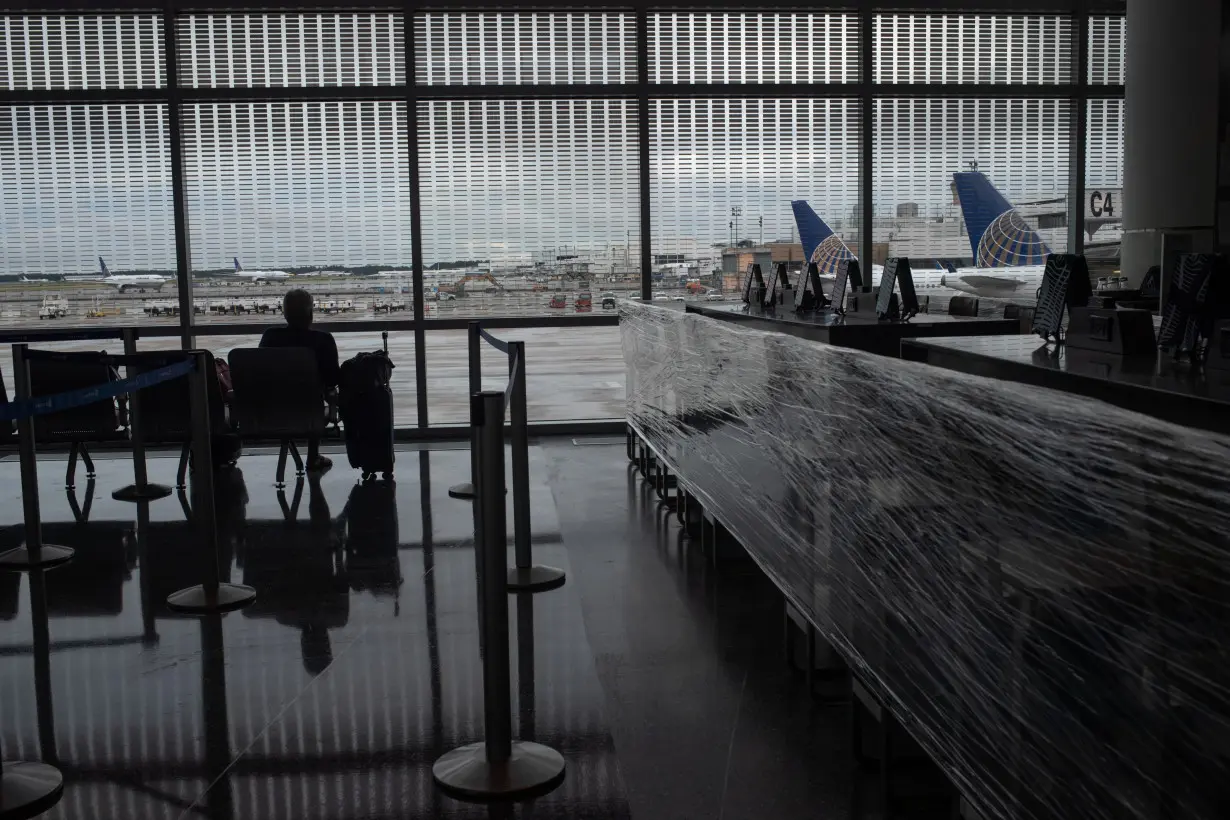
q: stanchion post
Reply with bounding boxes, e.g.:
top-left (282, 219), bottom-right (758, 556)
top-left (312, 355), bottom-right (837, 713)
top-left (0, 345), bottom-right (73, 572)
top-left (432, 390), bottom-right (565, 801)
top-left (0, 343), bottom-right (68, 819)
top-left (505, 342), bottom-right (564, 593)
top-left (166, 351), bottom-right (255, 615)
top-left (448, 321), bottom-right (483, 500)
top-left (113, 328), bottom-right (172, 502)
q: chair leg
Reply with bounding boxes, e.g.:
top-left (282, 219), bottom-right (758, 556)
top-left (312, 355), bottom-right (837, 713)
top-left (176, 443), bottom-right (190, 489)
top-left (275, 441), bottom-right (289, 488)
top-left (65, 442), bottom-right (79, 489)
top-left (288, 440), bottom-right (304, 476)
top-left (80, 442), bottom-right (96, 478)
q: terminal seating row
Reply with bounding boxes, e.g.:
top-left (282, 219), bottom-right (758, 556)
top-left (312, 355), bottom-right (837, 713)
top-left (2, 348), bottom-right (326, 487)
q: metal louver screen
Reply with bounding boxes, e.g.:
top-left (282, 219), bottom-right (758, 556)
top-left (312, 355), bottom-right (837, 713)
top-left (418, 99), bottom-right (639, 267)
top-left (1087, 98), bottom-right (1124, 188)
top-left (0, 14), bottom-right (164, 89)
top-left (649, 13), bottom-right (859, 84)
top-left (873, 15), bottom-right (1073, 84)
top-left (874, 97), bottom-right (1071, 251)
top-left (0, 104), bottom-right (173, 276)
top-left (182, 102), bottom-right (410, 271)
top-left (1088, 15), bottom-right (1125, 85)
top-left (414, 13), bottom-right (634, 85)
top-left (650, 98), bottom-right (861, 255)
top-left (176, 13), bottom-right (404, 87)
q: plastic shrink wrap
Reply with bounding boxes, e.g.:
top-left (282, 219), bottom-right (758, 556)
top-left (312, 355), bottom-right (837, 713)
top-left (620, 301), bottom-right (1230, 820)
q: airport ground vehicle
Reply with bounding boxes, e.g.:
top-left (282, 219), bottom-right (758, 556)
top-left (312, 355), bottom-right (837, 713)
top-left (38, 295), bottom-right (69, 319)
top-left (704, 293), bottom-right (725, 301)
top-left (548, 293), bottom-right (566, 309)
top-left (575, 292), bottom-right (592, 312)
top-left (372, 298), bottom-right (407, 313)
top-left (601, 293), bottom-right (617, 309)
top-left (652, 293), bottom-right (669, 302)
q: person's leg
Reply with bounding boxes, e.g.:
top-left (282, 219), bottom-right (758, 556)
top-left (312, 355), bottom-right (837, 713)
top-left (307, 435), bottom-right (331, 471)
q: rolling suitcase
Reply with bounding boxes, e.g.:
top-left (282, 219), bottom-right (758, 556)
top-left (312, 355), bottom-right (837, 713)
top-left (339, 332), bottom-right (395, 481)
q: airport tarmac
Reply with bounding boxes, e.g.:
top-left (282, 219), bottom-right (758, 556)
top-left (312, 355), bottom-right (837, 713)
top-left (0, 283), bottom-right (1019, 428)
top-left (0, 323), bottom-right (626, 426)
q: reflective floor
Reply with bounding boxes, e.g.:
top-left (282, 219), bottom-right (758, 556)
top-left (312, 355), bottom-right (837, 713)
top-left (0, 440), bottom-right (866, 819)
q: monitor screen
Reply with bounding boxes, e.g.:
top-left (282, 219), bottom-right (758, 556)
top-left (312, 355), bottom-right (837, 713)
top-left (740, 262), bottom-right (755, 303)
top-left (895, 258), bottom-right (919, 319)
top-left (833, 259), bottom-right (860, 313)
top-left (793, 262), bottom-right (827, 310)
top-left (876, 258), bottom-right (899, 318)
top-left (763, 264), bottom-right (780, 306)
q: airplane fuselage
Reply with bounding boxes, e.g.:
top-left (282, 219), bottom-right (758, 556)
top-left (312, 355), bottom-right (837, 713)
top-left (108, 275), bottom-right (168, 292)
top-left (946, 265), bottom-right (1046, 298)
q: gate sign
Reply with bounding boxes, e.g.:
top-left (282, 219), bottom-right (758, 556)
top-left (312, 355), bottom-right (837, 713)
top-left (1086, 188), bottom-right (1122, 220)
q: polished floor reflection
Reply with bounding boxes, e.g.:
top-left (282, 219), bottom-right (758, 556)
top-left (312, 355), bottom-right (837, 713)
top-left (0, 440), bottom-right (875, 820)
top-left (0, 445), bottom-right (624, 819)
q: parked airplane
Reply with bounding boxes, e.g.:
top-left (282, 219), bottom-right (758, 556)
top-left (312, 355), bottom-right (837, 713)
top-left (227, 257), bottom-right (291, 282)
top-left (946, 172), bottom-right (1049, 297)
top-left (790, 202), bottom-right (968, 291)
top-left (18, 274), bottom-right (50, 283)
top-left (98, 257), bottom-right (169, 292)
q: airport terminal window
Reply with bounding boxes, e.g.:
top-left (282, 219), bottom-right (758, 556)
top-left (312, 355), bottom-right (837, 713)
top-left (1086, 97), bottom-right (1124, 270)
top-left (417, 98), bottom-right (639, 315)
top-left (182, 101), bottom-right (411, 281)
top-left (1088, 15), bottom-right (1126, 85)
top-left (648, 12), bottom-right (859, 84)
top-left (176, 12), bottom-right (404, 88)
top-left (0, 104), bottom-right (174, 281)
top-left (872, 97), bottom-right (1071, 278)
top-left (873, 14), bottom-right (1072, 85)
top-left (0, 13), bottom-right (164, 90)
top-left (650, 97), bottom-right (860, 288)
top-left (414, 12), bottom-right (634, 85)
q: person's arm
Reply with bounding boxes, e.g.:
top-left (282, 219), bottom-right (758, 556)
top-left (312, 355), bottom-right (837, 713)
top-left (323, 334), bottom-right (341, 388)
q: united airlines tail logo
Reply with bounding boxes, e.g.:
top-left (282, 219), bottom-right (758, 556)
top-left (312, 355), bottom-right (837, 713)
top-left (809, 234), bottom-right (856, 277)
top-left (975, 210), bottom-right (1048, 268)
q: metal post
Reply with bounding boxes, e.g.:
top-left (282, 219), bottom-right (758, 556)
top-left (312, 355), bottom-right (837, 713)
top-left (0, 344), bottom-right (68, 819)
top-left (432, 391), bottom-right (565, 802)
top-left (166, 351), bottom-right (255, 614)
top-left (448, 321), bottom-right (483, 499)
top-left (113, 329), bottom-right (172, 501)
top-left (0, 345), bottom-right (73, 572)
top-left (164, 9), bottom-right (195, 350)
top-left (505, 343), bottom-right (564, 593)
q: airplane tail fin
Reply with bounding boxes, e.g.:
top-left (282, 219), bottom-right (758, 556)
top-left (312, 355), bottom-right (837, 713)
top-left (99, 256), bottom-right (110, 277)
top-left (791, 200), bottom-right (855, 277)
top-left (233, 256), bottom-right (242, 272)
top-left (951, 172), bottom-right (1049, 267)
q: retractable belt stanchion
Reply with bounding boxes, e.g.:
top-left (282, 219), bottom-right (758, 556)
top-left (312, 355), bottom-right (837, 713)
top-left (166, 351), bottom-right (256, 615)
top-left (433, 390), bottom-right (565, 801)
top-left (0, 343), bottom-right (68, 819)
top-left (113, 328), bottom-right (172, 502)
top-left (504, 342), bottom-right (565, 593)
top-left (448, 322), bottom-right (483, 500)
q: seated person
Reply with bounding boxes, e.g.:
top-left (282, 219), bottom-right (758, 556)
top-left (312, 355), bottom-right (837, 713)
top-left (259, 289), bottom-right (339, 473)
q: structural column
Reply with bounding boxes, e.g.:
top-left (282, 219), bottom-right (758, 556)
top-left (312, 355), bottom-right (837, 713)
top-left (1122, 0), bottom-right (1222, 279)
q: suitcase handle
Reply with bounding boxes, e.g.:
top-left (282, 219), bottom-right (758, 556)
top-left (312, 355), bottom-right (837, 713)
top-left (382, 330), bottom-right (388, 354)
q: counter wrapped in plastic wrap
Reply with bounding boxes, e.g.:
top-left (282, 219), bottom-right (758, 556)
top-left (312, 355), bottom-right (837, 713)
top-left (620, 301), bottom-right (1230, 820)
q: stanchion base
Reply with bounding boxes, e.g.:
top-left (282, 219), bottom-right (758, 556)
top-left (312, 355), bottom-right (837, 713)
top-left (507, 565), bottom-right (566, 593)
top-left (0, 544), bottom-right (74, 571)
top-left (166, 583), bottom-right (256, 614)
top-left (0, 760), bottom-right (65, 820)
top-left (448, 482), bottom-right (475, 499)
top-left (448, 482), bottom-right (506, 500)
top-left (112, 483), bottom-right (174, 502)
top-left (433, 741), bottom-right (565, 802)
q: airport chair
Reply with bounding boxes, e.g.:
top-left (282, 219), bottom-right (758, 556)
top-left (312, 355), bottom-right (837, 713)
top-left (136, 350), bottom-right (236, 488)
top-left (29, 356), bottom-right (127, 488)
top-left (948, 296), bottom-right (980, 317)
top-left (227, 348), bottom-right (326, 487)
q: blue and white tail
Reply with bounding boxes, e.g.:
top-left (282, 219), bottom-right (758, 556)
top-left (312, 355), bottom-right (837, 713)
top-left (791, 200), bottom-right (856, 278)
top-left (951, 172), bottom-right (1049, 268)
top-left (99, 256), bottom-right (110, 277)
top-left (233, 256), bottom-right (243, 272)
